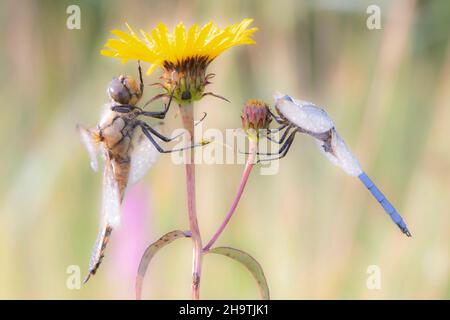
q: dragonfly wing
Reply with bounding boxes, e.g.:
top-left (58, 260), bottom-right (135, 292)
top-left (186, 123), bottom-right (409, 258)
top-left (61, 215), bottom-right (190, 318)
top-left (315, 128), bottom-right (363, 177)
top-left (128, 127), bottom-right (160, 186)
top-left (313, 128), bottom-right (410, 236)
top-left (359, 172), bottom-right (411, 236)
top-left (299, 102), bottom-right (335, 132)
top-left (274, 94), bottom-right (334, 133)
top-left (84, 222), bottom-right (113, 283)
top-left (102, 156), bottom-right (122, 228)
top-left (77, 125), bottom-right (99, 172)
top-left (84, 156), bottom-right (121, 282)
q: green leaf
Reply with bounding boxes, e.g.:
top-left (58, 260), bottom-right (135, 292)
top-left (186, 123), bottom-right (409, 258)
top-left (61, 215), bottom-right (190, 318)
top-left (206, 247), bottom-right (270, 300)
top-left (136, 230), bottom-right (191, 300)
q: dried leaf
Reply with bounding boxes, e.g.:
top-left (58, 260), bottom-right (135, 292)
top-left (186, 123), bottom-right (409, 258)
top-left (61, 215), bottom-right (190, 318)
top-left (136, 230), bottom-right (191, 299)
top-left (206, 247), bottom-right (270, 299)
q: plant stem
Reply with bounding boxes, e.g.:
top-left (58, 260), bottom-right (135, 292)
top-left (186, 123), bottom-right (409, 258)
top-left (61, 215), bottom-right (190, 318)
top-left (179, 103), bottom-right (202, 300)
top-left (203, 138), bottom-right (258, 252)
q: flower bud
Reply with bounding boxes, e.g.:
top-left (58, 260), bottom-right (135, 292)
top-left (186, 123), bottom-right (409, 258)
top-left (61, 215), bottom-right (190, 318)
top-left (241, 99), bottom-right (271, 136)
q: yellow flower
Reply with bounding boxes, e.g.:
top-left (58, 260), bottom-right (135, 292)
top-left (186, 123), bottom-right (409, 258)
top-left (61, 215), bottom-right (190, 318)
top-left (101, 19), bottom-right (258, 104)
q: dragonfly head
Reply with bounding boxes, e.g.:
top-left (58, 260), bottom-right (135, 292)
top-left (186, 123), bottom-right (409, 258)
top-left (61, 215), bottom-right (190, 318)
top-left (108, 75), bottom-right (142, 105)
top-left (272, 92), bottom-right (294, 116)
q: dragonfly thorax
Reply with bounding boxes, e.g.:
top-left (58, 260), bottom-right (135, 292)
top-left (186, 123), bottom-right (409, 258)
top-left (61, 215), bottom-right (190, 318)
top-left (275, 96), bottom-right (335, 134)
top-left (96, 108), bottom-right (139, 160)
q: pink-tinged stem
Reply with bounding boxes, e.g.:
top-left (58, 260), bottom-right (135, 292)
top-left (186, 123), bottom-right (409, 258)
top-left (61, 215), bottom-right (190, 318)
top-left (179, 103), bottom-right (202, 300)
top-left (203, 139), bottom-right (257, 252)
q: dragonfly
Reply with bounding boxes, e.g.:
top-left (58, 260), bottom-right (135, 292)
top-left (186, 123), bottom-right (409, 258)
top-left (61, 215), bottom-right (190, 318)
top-left (78, 63), bottom-right (207, 283)
top-left (259, 92), bottom-right (411, 237)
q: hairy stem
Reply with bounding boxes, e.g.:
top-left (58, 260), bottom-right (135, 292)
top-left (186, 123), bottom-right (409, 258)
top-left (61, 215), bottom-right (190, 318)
top-left (179, 103), bottom-right (202, 300)
top-left (203, 138), bottom-right (257, 252)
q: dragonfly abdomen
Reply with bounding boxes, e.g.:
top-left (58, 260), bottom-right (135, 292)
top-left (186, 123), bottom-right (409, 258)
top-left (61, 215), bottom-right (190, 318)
top-left (84, 224), bottom-right (113, 283)
top-left (111, 157), bottom-right (130, 201)
top-left (358, 172), bottom-right (411, 237)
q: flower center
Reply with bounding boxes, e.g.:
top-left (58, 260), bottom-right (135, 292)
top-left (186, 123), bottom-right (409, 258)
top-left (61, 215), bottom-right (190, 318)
top-left (161, 55), bottom-right (212, 105)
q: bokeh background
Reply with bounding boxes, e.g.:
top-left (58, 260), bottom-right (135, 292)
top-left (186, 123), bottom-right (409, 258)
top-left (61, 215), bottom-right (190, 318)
top-left (0, 0), bottom-right (449, 299)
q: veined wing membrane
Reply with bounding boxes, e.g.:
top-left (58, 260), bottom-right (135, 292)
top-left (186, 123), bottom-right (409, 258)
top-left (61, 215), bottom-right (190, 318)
top-left (128, 127), bottom-right (160, 186)
top-left (314, 128), bottom-right (363, 177)
top-left (84, 155), bottom-right (121, 282)
top-left (77, 125), bottom-right (99, 172)
top-left (102, 156), bottom-right (121, 228)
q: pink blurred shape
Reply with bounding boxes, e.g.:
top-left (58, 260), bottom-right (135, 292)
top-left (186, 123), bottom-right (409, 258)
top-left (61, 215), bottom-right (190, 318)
top-left (107, 183), bottom-right (154, 298)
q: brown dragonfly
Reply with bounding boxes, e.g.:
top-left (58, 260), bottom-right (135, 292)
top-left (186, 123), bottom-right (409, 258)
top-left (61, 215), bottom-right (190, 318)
top-left (78, 63), bottom-right (206, 283)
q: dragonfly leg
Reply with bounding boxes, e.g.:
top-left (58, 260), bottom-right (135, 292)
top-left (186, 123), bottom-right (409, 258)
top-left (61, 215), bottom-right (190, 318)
top-left (137, 60), bottom-right (144, 95)
top-left (140, 90), bottom-right (174, 119)
top-left (266, 125), bottom-right (293, 145)
top-left (139, 112), bottom-right (207, 143)
top-left (268, 108), bottom-right (285, 124)
top-left (257, 128), bottom-right (296, 155)
top-left (166, 112), bottom-right (208, 140)
top-left (137, 121), bottom-right (180, 143)
top-left (139, 123), bottom-right (206, 153)
top-left (111, 105), bottom-right (141, 113)
top-left (238, 125), bottom-right (291, 155)
top-left (266, 123), bottom-right (288, 134)
top-left (257, 131), bottom-right (296, 163)
top-left (241, 128), bottom-right (297, 161)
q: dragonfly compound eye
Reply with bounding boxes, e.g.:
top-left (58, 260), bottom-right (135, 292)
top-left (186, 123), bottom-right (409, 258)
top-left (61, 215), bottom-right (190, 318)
top-left (122, 76), bottom-right (142, 105)
top-left (283, 95), bottom-right (293, 102)
top-left (108, 77), bottom-right (131, 105)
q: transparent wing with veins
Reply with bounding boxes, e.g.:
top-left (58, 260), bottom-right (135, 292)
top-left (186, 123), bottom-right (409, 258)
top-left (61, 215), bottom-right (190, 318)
top-left (102, 155), bottom-right (121, 228)
top-left (78, 124), bottom-right (161, 282)
top-left (127, 119), bottom-right (206, 186)
top-left (273, 94), bottom-right (361, 175)
top-left (84, 152), bottom-right (121, 283)
top-left (314, 128), bottom-right (363, 177)
top-left (128, 127), bottom-right (160, 186)
top-left (77, 125), bottom-right (99, 172)
top-left (78, 124), bottom-right (122, 281)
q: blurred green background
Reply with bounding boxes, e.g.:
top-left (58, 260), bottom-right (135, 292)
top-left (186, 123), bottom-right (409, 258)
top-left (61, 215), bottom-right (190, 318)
top-left (0, 0), bottom-right (449, 299)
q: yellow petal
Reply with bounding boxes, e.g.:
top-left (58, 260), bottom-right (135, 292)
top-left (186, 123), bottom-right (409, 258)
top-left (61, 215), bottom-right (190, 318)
top-left (174, 22), bottom-right (186, 60)
top-left (185, 23), bottom-right (199, 56)
top-left (195, 21), bottom-right (214, 49)
top-left (146, 63), bottom-right (160, 75)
